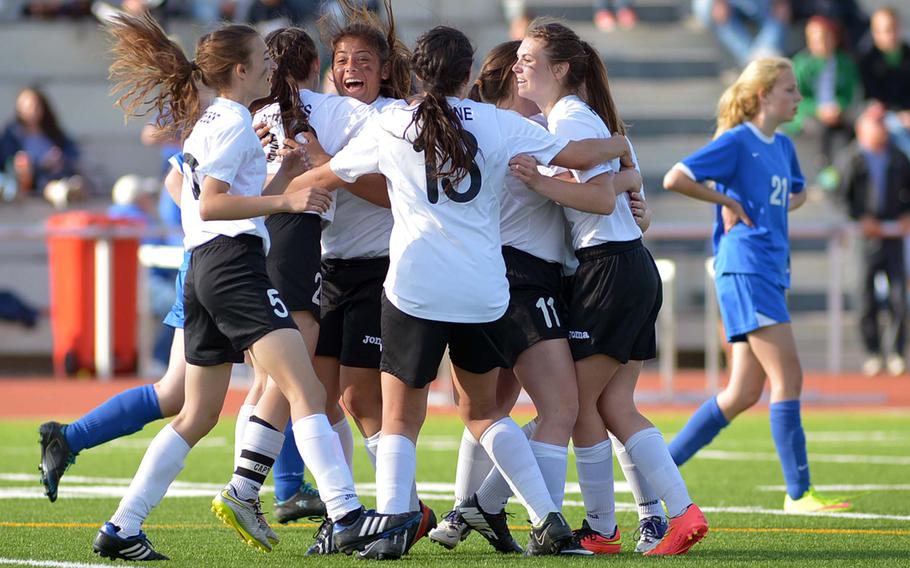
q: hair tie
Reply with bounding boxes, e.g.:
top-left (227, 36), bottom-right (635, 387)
top-left (190, 60), bottom-right (200, 72)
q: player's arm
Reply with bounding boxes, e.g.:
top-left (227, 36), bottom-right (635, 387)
top-left (164, 166), bottom-right (182, 206)
top-left (788, 189), bottom-right (807, 211)
top-left (550, 136), bottom-right (635, 171)
top-left (510, 154), bottom-right (615, 214)
top-left (663, 166), bottom-right (753, 227)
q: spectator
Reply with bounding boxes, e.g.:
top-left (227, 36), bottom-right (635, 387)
top-left (692, 0), bottom-right (790, 68)
top-left (836, 106), bottom-right (910, 376)
top-left (0, 86), bottom-right (80, 200)
top-left (791, 0), bottom-right (868, 52)
top-left (859, 7), bottom-right (910, 161)
top-left (788, 16), bottom-right (860, 172)
top-left (594, 0), bottom-right (637, 31)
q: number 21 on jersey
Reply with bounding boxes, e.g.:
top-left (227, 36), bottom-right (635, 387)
top-left (770, 175), bottom-right (788, 207)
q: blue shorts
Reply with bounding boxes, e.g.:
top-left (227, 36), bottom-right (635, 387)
top-left (162, 251), bottom-right (191, 329)
top-left (715, 273), bottom-right (790, 343)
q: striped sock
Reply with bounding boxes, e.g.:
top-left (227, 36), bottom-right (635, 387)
top-left (231, 416), bottom-right (284, 502)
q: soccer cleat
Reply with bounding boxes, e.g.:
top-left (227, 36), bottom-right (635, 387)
top-left (274, 481), bottom-right (327, 524)
top-left (357, 531), bottom-right (410, 560)
top-left (456, 494), bottom-right (523, 553)
top-left (573, 519), bottom-right (620, 554)
top-left (525, 511), bottom-right (576, 556)
top-left (333, 507), bottom-right (423, 555)
top-left (644, 503), bottom-right (708, 556)
top-left (405, 500), bottom-right (437, 552)
top-left (634, 515), bottom-right (668, 553)
top-left (211, 486), bottom-right (274, 552)
top-left (38, 421), bottom-right (76, 502)
top-left (784, 487), bottom-right (852, 513)
top-left (428, 509), bottom-right (472, 549)
top-left (92, 522), bottom-right (169, 561)
top-left (305, 518), bottom-right (337, 555)
top-left (256, 501), bottom-right (279, 546)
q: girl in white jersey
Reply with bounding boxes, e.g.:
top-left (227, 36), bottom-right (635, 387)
top-left (513, 19), bottom-right (706, 555)
top-left (91, 14), bottom-right (420, 562)
top-left (430, 40), bottom-right (637, 555)
top-left (294, 26), bottom-right (641, 559)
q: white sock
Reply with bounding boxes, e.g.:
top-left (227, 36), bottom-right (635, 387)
top-left (233, 404), bottom-right (256, 471)
top-left (529, 440), bottom-right (569, 509)
top-left (625, 427), bottom-right (692, 518)
top-left (109, 424), bottom-right (190, 537)
top-left (575, 439), bottom-right (616, 536)
top-left (611, 433), bottom-right (664, 520)
top-left (479, 417), bottom-right (555, 525)
top-left (474, 419), bottom-right (537, 512)
top-left (292, 414), bottom-right (361, 520)
top-left (375, 434), bottom-right (417, 514)
top-left (332, 418), bottom-right (354, 472)
top-left (364, 431), bottom-right (381, 470)
top-left (231, 417), bottom-right (284, 501)
top-left (453, 427), bottom-right (495, 507)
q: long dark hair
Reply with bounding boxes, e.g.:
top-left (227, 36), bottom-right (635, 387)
top-left (250, 27), bottom-right (318, 138)
top-left (408, 26), bottom-right (475, 184)
top-left (525, 18), bottom-right (625, 135)
top-left (468, 41), bottom-right (521, 104)
top-left (107, 12), bottom-right (259, 140)
top-left (321, 0), bottom-right (411, 100)
top-left (15, 86), bottom-right (69, 148)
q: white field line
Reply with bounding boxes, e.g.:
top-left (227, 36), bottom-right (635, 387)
top-left (805, 431), bottom-right (907, 443)
top-left (697, 450), bottom-right (910, 466)
top-left (758, 484), bottom-right (910, 492)
top-left (0, 559), bottom-right (113, 568)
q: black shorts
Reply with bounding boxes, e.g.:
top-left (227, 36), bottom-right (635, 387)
top-left (379, 294), bottom-right (515, 389)
top-left (501, 246), bottom-right (568, 358)
top-left (265, 212), bottom-right (322, 318)
top-left (568, 238), bottom-right (662, 363)
top-left (314, 256), bottom-right (389, 368)
top-left (184, 234), bottom-right (298, 366)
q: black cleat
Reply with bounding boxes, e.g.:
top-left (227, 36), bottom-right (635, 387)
top-left (305, 518), bottom-right (337, 555)
top-left (456, 494), bottom-right (523, 554)
top-left (93, 522), bottom-right (169, 561)
top-left (274, 481), bottom-right (326, 524)
top-left (525, 511), bottom-right (575, 556)
top-left (333, 507), bottom-right (423, 556)
top-left (39, 421), bottom-right (76, 502)
top-left (357, 532), bottom-right (409, 561)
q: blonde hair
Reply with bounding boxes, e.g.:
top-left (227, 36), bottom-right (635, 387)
top-left (714, 57), bottom-right (793, 139)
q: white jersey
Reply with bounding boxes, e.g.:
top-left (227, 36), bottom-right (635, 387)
top-left (180, 97), bottom-right (270, 253)
top-left (253, 89), bottom-right (374, 224)
top-left (330, 97), bottom-right (570, 323)
top-left (547, 95), bottom-right (641, 250)
top-left (499, 113), bottom-right (566, 264)
top-left (321, 96), bottom-right (402, 260)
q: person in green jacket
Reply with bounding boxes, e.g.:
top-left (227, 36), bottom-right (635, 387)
top-left (787, 15), bottom-right (859, 171)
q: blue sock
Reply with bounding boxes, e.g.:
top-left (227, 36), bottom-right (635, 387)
top-left (668, 396), bottom-right (729, 466)
top-left (273, 419), bottom-right (305, 502)
top-left (63, 384), bottom-right (163, 455)
top-left (770, 400), bottom-right (810, 500)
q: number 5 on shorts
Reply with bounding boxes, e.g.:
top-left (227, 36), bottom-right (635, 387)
top-left (267, 288), bottom-right (289, 318)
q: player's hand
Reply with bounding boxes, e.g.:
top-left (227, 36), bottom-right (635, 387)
top-left (616, 136), bottom-right (636, 170)
top-left (276, 146), bottom-right (311, 178)
top-left (509, 154), bottom-right (544, 190)
top-left (286, 186), bottom-right (332, 214)
top-left (860, 215), bottom-right (883, 238)
top-left (629, 190), bottom-right (648, 225)
top-left (293, 130), bottom-right (332, 167)
top-left (253, 122), bottom-right (272, 148)
top-left (722, 200), bottom-right (753, 232)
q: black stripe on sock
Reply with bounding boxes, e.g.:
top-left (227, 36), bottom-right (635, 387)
top-left (234, 466), bottom-right (268, 485)
top-left (239, 449), bottom-right (276, 468)
top-left (249, 415), bottom-right (280, 431)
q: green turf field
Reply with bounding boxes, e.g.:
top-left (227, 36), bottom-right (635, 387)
top-left (1, 411), bottom-right (908, 567)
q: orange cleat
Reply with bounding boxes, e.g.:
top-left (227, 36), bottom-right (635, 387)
top-left (573, 520), bottom-right (621, 554)
top-left (643, 503), bottom-right (708, 556)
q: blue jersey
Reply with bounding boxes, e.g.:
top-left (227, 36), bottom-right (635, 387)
top-left (679, 122), bottom-right (804, 288)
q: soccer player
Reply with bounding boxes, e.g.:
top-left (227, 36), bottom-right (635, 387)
top-left (663, 57), bottom-right (852, 514)
top-left (512, 18), bottom-right (707, 555)
top-left (293, 25), bottom-right (641, 559)
top-left (91, 13), bottom-right (419, 561)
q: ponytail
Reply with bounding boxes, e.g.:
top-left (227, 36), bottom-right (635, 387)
top-left (714, 57), bottom-right (792, 138)
top-left (251, 27), bottom-right (317, 139)
top-left (107, 12), bottom-right (259, 140)
top-left (470, 40), bottom-right (521, 105)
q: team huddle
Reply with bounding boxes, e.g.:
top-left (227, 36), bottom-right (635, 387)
top-left (36, 0), bottom-right (852, 562)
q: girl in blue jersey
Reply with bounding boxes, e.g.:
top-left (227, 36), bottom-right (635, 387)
top-left (663, 57), bottom-right (851, 513)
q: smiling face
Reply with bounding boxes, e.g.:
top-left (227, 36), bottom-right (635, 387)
top-left (512, 37), bottom-right (564, 110)
top-left (332, 35), bottom-right (388, 104)
top-left (761, 67), bottom-right (802, 124)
